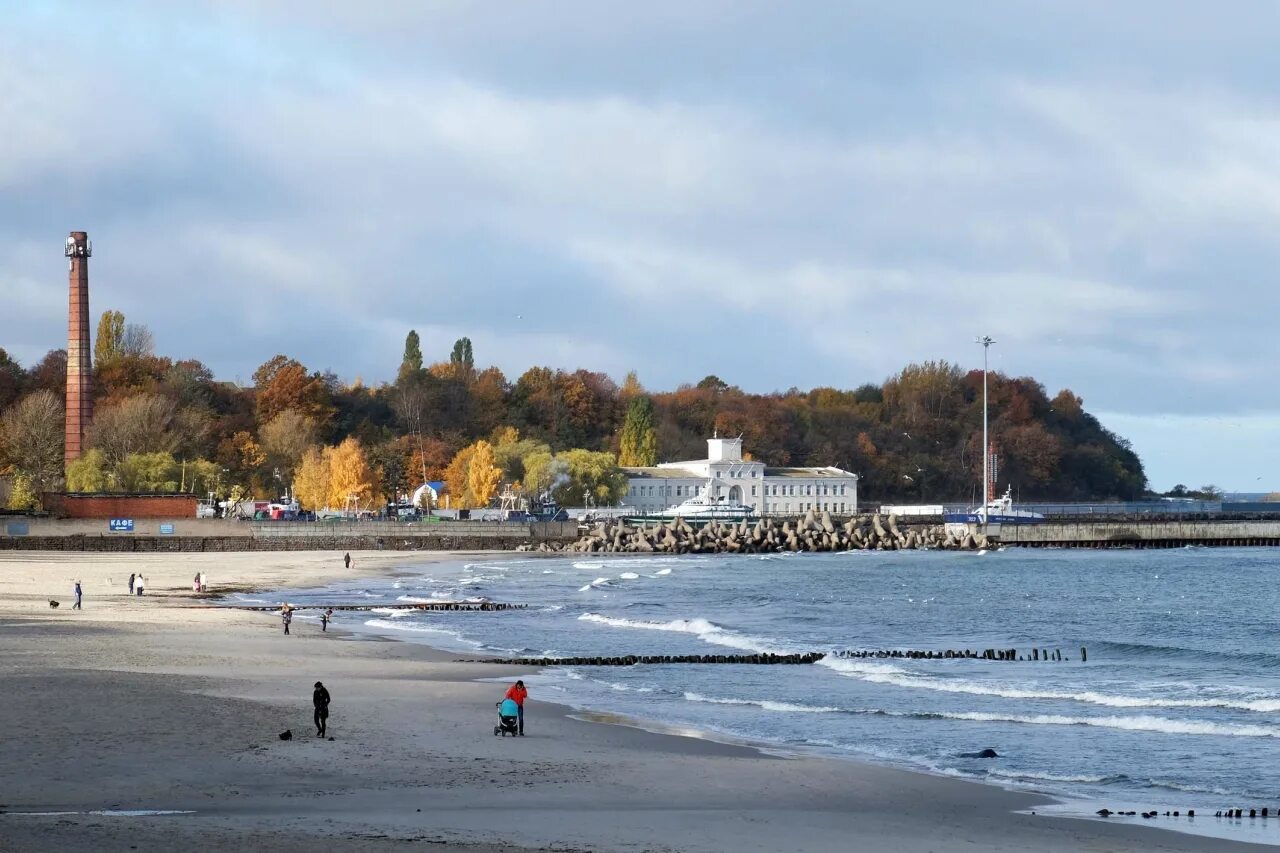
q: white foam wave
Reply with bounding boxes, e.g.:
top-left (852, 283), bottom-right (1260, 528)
top-left (618, 572), bottom-right (640, 580)
top-left (577, 613), bottom-right (782, 653)
top-left (816, 658), bottom-right (1280, 713)
top-left (363, 619), bottom-right (484, 648)
top-left (684, 692), bottom-right (842, 713)
top-left (368, 607), bottom-right (410, 618)
top-left (654, 568), bottom-right (672, 576)
top-left (927, 710), bottom-right (1280, 738)
top-left (573, 562), bottom-right (604, 570)
top-left (986, 769), bottom-right (1118, 785)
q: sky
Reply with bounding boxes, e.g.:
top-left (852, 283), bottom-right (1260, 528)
top-left (2, 1), bottom-right (1280, 492)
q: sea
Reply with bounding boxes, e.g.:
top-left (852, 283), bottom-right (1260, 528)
top-left (235, 547), bottom-right (1280, 841)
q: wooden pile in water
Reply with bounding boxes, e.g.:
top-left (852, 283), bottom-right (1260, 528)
top-left (557, 510), bottom-right (988, 554)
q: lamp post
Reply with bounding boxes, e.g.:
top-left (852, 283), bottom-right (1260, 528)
top-left (976, 336), bottom-right (995, 530)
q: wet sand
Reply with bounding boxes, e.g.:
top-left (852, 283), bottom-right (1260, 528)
top-left (0, 551), bottom-right (1262, 852)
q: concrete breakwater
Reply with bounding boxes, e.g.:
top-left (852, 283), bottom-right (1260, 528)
top-left (558, 511), bottom-right (986, 554)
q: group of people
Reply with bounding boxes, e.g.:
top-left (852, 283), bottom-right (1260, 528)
top-left (191, 573), bottom-right (208, 592)
top-left (280, 604), bottom-right (335, 635)
top-left (127, 573), bottom-right (145, 596)
top-left (307, 679), bottom-right (529, 740)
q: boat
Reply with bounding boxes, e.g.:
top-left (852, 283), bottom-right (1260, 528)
top-left (944, 335), bottom-right (1046, 538)
top-left (646, 481), bottom-right (756, 522)
top-left (943, 486), bottom-right (1045, 526)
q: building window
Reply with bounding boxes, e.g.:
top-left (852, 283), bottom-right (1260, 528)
top-left (751, 486), bottom-right (757, 496)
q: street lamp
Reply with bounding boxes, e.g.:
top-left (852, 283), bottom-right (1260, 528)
top-left (976, 336), bottom-right (995, 528)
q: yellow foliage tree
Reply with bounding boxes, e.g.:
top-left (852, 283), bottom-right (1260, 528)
top-left (444, 444), bottom-right (476, 508)
top-left (293, 446), bottom-right (331, 510)
top-left (466, 440), bottom-right (502, 508)
top-left (326, 437), bottom-right (381, 511)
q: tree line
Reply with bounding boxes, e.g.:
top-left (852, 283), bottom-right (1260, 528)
top-left (0, 316), bottom-right (1149, 511)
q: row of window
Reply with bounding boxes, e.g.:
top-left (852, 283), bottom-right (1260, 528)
top-left (629, 481), bottom-right (852, 498)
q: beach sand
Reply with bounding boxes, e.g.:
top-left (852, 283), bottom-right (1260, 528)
top-left (0, 550), bottom-right (1262, 852)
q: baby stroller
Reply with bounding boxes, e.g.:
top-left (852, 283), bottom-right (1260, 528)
top-left (494, 698), bottom-right (520, 737)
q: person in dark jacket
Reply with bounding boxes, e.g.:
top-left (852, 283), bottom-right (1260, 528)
top-left (72, 581), bottom-right (82, 610)
top-left (128, 573), bottom-right (136, 595)
top-left (313, 681), bottom-right (331, 737)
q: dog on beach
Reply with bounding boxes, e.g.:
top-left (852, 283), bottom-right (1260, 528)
top-left (279, 729), bottom-right (293, 741)
top-left (48, 600), bottom-right (60, 609)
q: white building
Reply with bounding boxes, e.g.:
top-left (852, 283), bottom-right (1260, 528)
top-left (622, 437), bottom-right (858, 517)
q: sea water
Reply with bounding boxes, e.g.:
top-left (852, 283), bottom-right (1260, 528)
top-left (246, 548), bottom-right (1280, 818)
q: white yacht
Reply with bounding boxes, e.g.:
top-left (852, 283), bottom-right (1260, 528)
top-left (944, 486), bottom-right (1045, 527)
top-left (651, 481), bottom-right (756, 521)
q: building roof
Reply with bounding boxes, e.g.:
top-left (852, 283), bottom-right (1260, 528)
top-left (763, 467), bottom-right (858, 478)
top-left (622, 467), bottom-right (703, 479)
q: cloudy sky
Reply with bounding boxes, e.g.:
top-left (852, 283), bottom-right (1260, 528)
top-left (2, 2), bottom-right (1278, 491)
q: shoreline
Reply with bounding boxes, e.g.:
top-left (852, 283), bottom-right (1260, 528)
top-left (0, 549), bottom-right (1269, 852)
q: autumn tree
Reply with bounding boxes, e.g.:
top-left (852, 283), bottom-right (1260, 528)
top-left (551, 449), bottom-right (627, 507)
top-left (443, 444), bottom-right (476, 508)
top-left (326, 437), bottom-right (381, 510)
top-left (94, 310), bottom-right (125, 365)
top-left (466, 440), bottom-right (502, 508)
top-left (90, 393), bottom-right (178, 469)
top-left (25, 349), bottom-right (67, 398)
top-left (0, 390), bottom-right (65, 494)
top-left (252, 355), bottom-right (333, 427)
top-left (260, 409), bottom-right (318, 484)
top-left (120, 323), bottom-right (155, 358)
top-left (65, 449), bottom-right (110, 492)
top-left (618, 395), bottom-right (658, 466)
top-left (392, 374), bottom-right (432, 482)
top-left (293, 447), bottom-right (331, 510)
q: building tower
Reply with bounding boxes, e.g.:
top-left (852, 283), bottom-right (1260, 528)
top-left (64, 231), bottom-right (93, 468)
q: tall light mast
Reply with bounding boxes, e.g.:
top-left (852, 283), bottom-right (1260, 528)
top-left (976, 335), bottom-right (995, 525)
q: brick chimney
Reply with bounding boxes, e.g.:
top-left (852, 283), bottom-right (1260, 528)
top-left (64, 231), bottom-right (93, 468)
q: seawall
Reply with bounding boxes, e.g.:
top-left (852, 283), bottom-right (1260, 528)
top-left (0, 518), bottom-right (579, 552)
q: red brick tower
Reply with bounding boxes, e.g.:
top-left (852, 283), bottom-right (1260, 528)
top-left (64, 231), bottom-right (93, 468)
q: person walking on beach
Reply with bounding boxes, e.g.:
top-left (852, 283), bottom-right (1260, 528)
top-left (193, 573), bottom-right (201, 593)
top-left (313, 681), bottom-right (331, 737)
top-left (504, 680), bottom-right (528, 735)
top-left (321, 608), bottom-right (333, 632)
top-left (199, 572), bottom-right (207, 592)
top-left (135, 575), bottom-right (145, 597)
top-left (343, 552), bottom-right (351, 569)
top-left (72, 581), bottom-right (82, 610)
top-left (282, 604), bottom-right (293, 635)
top-left (128, 573), bottom-right (135, 595)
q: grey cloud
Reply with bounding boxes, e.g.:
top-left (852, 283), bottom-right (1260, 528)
top-left (3, 2), bottom-right (1280, 490)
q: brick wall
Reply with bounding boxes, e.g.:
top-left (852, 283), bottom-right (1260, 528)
top-left (43, 494), bottom-right (198, 519)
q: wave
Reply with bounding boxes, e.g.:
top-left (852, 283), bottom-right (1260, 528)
top-left (577, 613), bottom-right (783, 654)
top-left (816, 658), bottom-right (1280, 713)
top-left (618, 572), bottom-right (640, 580)
top-left (578, 577), bottom-right (612, 592)
top-left (911, 710), bottom-right (1280, 738)
top-left (363, 618), bottom-right (485, 649)
top-left (573, 562), bottom-right (604, 570)
top-left (986, 769), bottom-right (1128, 785)
top-left (1090, 639), bottom-right (1280, 668)
top-left (684, 692), bottom-right (843, 714)
top-left (654, 569), bottom-right (672, 576)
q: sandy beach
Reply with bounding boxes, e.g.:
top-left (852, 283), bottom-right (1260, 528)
top-left (0, 550), bottom-right (1264, 852)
